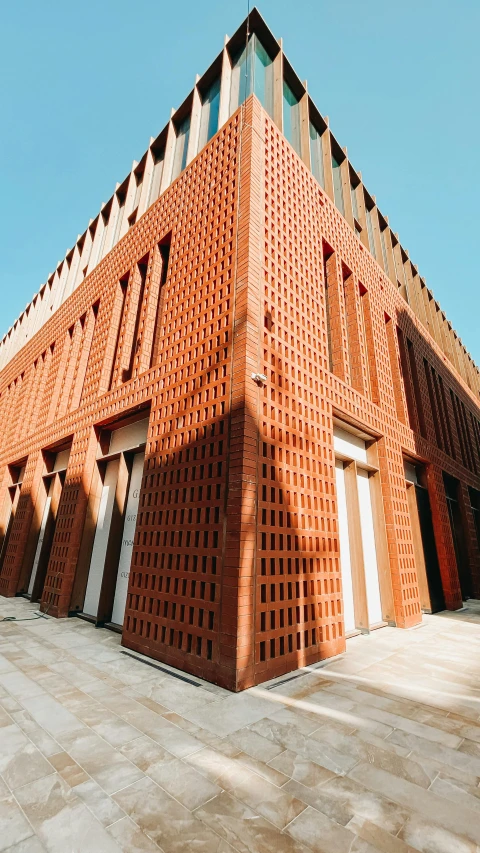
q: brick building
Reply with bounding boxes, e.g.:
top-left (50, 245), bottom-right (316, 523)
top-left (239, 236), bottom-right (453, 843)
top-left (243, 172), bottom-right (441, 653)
top-left (1, 9), bottom-right (479, 691)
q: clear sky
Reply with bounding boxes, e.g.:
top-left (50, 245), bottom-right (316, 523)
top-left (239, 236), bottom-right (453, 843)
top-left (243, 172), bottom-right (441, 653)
top-left (1, 0), bottom-right (479, 362)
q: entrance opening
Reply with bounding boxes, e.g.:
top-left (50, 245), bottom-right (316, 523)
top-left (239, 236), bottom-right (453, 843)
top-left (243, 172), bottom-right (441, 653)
top-left (0, 462), bottom-right (26, 573)
top-left (334, 459), bottom-right (356, 634)
top-left (81, 415), bottom-right (148, 629)
top-left (443, 472), bottom-right (472, 600)
top-left (405, 461), bottom-right (444, 613)
top-left (333, 425), bottom-right (385, 633)
top-left (27, 447), bottom-right (71, 601)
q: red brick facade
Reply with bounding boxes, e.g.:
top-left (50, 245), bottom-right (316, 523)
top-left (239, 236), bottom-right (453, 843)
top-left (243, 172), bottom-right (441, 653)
top-left (1, 96), bottom-right (479, 691)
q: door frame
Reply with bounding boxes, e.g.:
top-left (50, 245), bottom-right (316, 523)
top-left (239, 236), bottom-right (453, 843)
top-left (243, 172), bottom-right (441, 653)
top-left (334, 427), bottom-right (393, 633)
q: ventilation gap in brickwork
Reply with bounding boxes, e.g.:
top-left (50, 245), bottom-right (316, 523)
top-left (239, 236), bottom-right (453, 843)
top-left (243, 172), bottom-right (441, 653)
top-left (396, 328), bottom-right (418, 433)
top-left (322, 241), bottom-right (334, 374)
top-left (108, 275), bottom-right (129, 390)
top-left (423, 359), bottom-right (443, 450)
top-left (358, 283), bottom-right (378, 404)
top-left (150, 234), bottom-right (171, 368)
top-left (342, 263), bottom-right (356, 389)
top-left (122, 256), bottom-right (148, 383)
top-left (385, 314), bottom-right (406, 424)
top-left (406, 337), bottom-right (426, 437)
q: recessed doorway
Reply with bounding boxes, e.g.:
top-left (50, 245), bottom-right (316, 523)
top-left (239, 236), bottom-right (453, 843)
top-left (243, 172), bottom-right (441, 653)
top-left (80, 416), bottom-right (148, 629)
top-left (333, 424), bottom-right (390, 634)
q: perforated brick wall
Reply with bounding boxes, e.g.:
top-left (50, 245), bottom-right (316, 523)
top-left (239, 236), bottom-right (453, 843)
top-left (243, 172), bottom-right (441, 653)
top-left (0, 95), bottom-right (479, 690)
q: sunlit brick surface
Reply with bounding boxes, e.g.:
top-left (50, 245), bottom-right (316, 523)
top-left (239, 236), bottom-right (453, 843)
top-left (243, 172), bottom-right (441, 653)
top-left (0, 96), bottom-right (479, 690)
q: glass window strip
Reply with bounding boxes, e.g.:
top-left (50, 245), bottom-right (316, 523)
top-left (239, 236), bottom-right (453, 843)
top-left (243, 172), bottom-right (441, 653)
top-left (309, 123), bottom-right (324, 188)
top-left (350, 183), bottom-right (359, 221)
top-left (366, 205), bottom-right (376, 258)
top-left (198, 77), bottom-right (221, 151)
top-left (283, 80), bottom-right (301, 155)
top-left (172, 117), bottom-right (191, 180)
top-left (332, 156), bottom-right (345, 217)
top-left (380, 228), bottom-right (388, 271)
top-left (229, 35), bottom-right (273, 118)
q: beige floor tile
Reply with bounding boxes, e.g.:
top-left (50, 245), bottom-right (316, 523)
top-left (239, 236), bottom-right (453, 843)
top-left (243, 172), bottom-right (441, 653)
top-left (87, 685), bottom-right (151, 717)
top-left (195, 790), bottom-right (310, 853)
top-left (312, 726), bottom-right (435, 788)
top-left (160, 711), bottom-right (224, 748)
top-left (230, 766), bottom-right (307, 829)
top-left (349, 762), bottom-right (480, 846)
top-left (399, 812), bottom-right (478, 853)
top-left (4, 598), bottom-right (480, 853)
top-left (19, 693), bottom-right (85, 740)
top-left (133, 677), bottom-right (218, 716)
top-left (0, 795), bottom-right (35, 852)
top-left (0, 695), bottom-right (22, 713)
top-left (90, 715), bottom-right (142, 748)
top-left (282, 779), bottom-right (354, 825)
top-left (143, 719), bottom-right (205, 758)
top-left (233, 750), bottom-right (289, 787)
top-left (347, 816), bottom-right (415, 853)
top-left (185, 746), bottom-right (256, 790)
top-left (0, 724), bottom-right (55, 791)
top-left (320, 774), bottom-right (410, 835)
top-left (108, 815), bottom-right (163, 852)
top-left (15, 773), bottom-right (123, 853)
top-left (429, 774), bottom-right (480, 811)
top-left (59, 728), bottom-right (144, 794)
top-left (0, 671), bottom-right (46, 703)
top-left (48, 752), bottom-right (89, 787)
top-left (10, 710), bottom-right (62, 757)
top-left (268, 749), bottom-right (336, 787)
top-left (73, 778), bottom-right (125, 827)
top-left (386, 728), bottom-right (480, 778)
top-left (286, 805), bottom-right (355, 853)
top-left (227, 727), bottom-right (285, 762)
top-left (248, 717), bottom-right (357, 775)
top-left (120, 734), bottom-right (177, 773)
top-left (127, 693), bottom-right (170, 716)
top-left (113, 776), bottom-right (233, 852)
top-left (150, 758), bottom-right (222, 809)
top-left (183, 693), bottom-right (276, 737)
top-left (266, 706), bottom-right (325, 736)
top-left (4, 836), bottom-right (47, 852)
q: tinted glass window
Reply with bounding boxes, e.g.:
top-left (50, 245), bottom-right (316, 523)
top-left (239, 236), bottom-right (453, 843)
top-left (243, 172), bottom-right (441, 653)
top-left (332, 156), bottom-right (345, 217)
top-left (283, 81), bottom-right (301, 154)
top-left (198, 77), bottom-right (221, 150)
top-left (309, 123), bottom-right (324, 187)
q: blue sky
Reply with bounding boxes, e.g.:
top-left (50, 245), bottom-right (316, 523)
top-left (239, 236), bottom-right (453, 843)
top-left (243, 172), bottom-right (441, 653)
top-left (1, 0), bottom-right (479, 362)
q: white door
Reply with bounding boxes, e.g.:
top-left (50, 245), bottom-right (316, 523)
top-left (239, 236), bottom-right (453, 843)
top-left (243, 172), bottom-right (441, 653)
top-left (28, 480), bottom-right (54, 597)
top-left (111, 452), bottom-right (144, 626)
top-left (335, 459), bottom-right (356, 634)
top-left (83, 459), bottom-right (120, 618)
top-left (357, 468), bottom-right (383, 625)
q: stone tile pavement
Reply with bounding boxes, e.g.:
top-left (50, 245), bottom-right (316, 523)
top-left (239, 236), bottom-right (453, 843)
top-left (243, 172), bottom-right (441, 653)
top-left (1, 596), bottom-right (480, 852)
